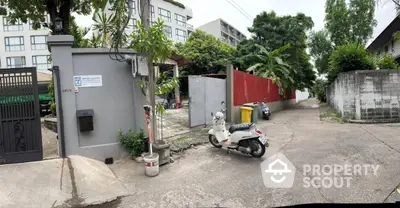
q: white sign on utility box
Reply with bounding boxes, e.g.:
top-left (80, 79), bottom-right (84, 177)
top-left (74, 75), bottom-right (102, 88)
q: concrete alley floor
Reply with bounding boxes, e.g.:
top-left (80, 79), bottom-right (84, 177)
top-left (0, 156), bottom-right (128, 208)
top-left (109, 99), bottom-right (400, 207)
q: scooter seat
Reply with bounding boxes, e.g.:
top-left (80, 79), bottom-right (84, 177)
top-left (228, 123), bottom-right (255, 133)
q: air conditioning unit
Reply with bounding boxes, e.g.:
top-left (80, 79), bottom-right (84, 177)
top-left (124, 55), bottom-right (148, 77)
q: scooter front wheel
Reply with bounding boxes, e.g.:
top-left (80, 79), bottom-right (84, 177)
top-left (209, 135), bottom-right (222, 148)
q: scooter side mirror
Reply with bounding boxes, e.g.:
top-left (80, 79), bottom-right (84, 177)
top-left (221, 101), bottom-right (225, 106)
top-left (211, 112), bottom-right (214, 117)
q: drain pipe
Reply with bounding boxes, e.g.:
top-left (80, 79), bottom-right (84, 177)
top-left (48, 66), bottom-right (66, 158)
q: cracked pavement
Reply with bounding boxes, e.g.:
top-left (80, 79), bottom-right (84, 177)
top-left (108, 99), bottom-right (400, 207)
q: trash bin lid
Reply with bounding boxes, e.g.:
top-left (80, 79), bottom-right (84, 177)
top-left (243, 103), bottom-right (258, 107)
top-left (240, 106), bottom-right (253, 110)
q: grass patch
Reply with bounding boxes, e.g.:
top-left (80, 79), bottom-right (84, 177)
top-left (319, 103), bottom-right (345, 123)
top-left (175, 136), bottom-right (190, 143)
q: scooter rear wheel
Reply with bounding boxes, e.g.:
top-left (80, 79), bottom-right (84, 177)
top-left (209, 135), bottom-right (222, 148)
top-left (250, 139), bottom-right (266, 158)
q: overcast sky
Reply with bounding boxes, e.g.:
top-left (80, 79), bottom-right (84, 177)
top-left (75, 0), bottom-right (397, 44)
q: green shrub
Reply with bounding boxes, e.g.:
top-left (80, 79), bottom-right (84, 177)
top-left (50, 102), bottom-right (57, 116)
top-left (310, 79), bottom-right (328, 102)
top-left (376, 54), bottom-right (399, 70)
top-left (117, 129), bottom-right (146, 157)
top-left (164, 0), bottom-right (185, 9)
top-left (328, 43), bottom-right (375, 82)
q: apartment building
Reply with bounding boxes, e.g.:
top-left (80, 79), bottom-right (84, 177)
top-left (119, 0), bottom-right (193, 42)
top-left (197, 18), bottom-right (246, 47)
top-left (0, 16), bottom-right (51, 72)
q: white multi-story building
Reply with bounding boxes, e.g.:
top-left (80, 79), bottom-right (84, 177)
top-left (117, 0), bottom-right (193, 42)
top-left (0, 16), bottom-right (51, 72)
top-left (197, 18), bottom-right (246, 47)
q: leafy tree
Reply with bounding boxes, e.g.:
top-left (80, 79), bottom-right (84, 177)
top-left (239, 11), bottom-right (316, 90)
top-left (69, 16), bottom-right (91, 48)
top-left (0, 0), bottom-right (107, 34)
top-left (376, 54), bottom-right (399, 69)
top-left (92, 9), bottom-right (114, 47)
top-left (310, 0), bottom-right (376, 77)
top-left (308, 30), bottom-right (334, 75)
top-left (0, 0), bottom-right (127, 35)
top-left (179, 30), bottom-right (236, 75)
top-left (325, 0), bottom-right (376, 46)
top-left (244, 44), bottom-right (295, 97)
top-left (310, 79), bottom-right (328, 102)
top-left (131, 19), bottom-right (178, 114)
top-left (328, 43), bottom-right (375, 82)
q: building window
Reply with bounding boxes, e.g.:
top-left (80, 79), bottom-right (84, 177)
top-left (175, 28), bottom-right (186, 41)
top-left (29, 16), bottom-right (49, 30)
top-left (31, 36), bottom-right (47, 50)
top-left (129, 18), bottom-right (138, 30)
top-left (158, 8), bottom-right (171, 22)
top-left (3, 17), bottom-right (23, 32)
top-left (164, 26), bottom-right (172, 38)
top-left (6, 56), bottom-right (26, 68)
top-left (32, 55), bottom-right (52, 72)
top-left (150, 5), bottom-right (155, 18)
top-left (175, 14), bottom-right (186, 26)
top-left (385, 45), bottom-right (389, 53)
top-left (5, 36), bottom-right (25, 52)
top-left (129, 0), bottom-right (136, 14)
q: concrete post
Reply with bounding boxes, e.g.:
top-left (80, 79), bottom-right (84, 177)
top-left (173, 64), bottom-right (181, 108)
top-left (47, 35), bottom-right (77, 156)
top-left (226, 64), bottom-right (234, 123)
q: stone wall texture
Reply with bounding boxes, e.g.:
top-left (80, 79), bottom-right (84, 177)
top-left (327, 70), bottom-right (400, 121)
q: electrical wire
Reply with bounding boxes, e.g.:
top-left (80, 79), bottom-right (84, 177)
top-left (229, 0), bottom-right (253, 20)
top-left (108, 0), bottom-right (133, 62)
top-left (224, 0), bottom-right (253, 22)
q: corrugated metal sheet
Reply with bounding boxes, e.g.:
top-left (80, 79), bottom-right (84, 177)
top-left (233, 70), bottom-right (295, 106)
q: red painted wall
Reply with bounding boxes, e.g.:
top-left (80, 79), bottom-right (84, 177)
top-left (233, 70), bottom-right (296, 106)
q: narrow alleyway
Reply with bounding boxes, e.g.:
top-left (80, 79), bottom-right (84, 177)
top-left (107, 99), bottom-right (400, 207)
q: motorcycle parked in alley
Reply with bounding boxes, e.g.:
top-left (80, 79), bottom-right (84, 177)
top-left (260, 99), bottom-right (271, 120)
top-left (208, 102), bottom-right (269, 158)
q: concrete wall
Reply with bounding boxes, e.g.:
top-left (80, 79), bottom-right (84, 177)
top-left (197, 19), bottom-right (221, 38)
top-left (230, 99), bottom-right (296, 124)
top-left (296, 89), bottom-right (309, 103)
top-left (225, 66), bottom-right (296, 123)
top-left (327, 70), bottom-right (400, 121)
top-left (48, 36), bottom-right (146, 162)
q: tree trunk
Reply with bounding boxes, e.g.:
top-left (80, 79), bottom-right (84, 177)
top-left (46, 0), bottom-right (71, 35)
top-left (46, 0), bottom-right (57, 34)
top-left (59, 0), bottom-right (71, 35)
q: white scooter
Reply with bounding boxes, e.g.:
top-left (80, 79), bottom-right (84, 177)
top-left (208, 102), bottom-right (269, 158)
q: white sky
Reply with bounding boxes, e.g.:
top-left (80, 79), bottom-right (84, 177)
top-left (74, 0), bottom-right (398, 44)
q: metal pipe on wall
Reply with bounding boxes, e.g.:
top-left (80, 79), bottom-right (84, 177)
top-left (48, 66), bottom-right (66, 158)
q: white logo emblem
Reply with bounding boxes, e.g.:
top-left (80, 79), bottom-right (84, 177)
top-left (261, 152), bottom-right (296, 188)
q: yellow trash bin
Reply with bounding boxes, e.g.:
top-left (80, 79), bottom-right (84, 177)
top-left (240, 106), bottom-right (253, 123)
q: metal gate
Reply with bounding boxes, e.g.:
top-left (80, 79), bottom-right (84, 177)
top-left (188, 76), bottom-right (226, 127)
top-left (0, 67), bottom-right (43, 164)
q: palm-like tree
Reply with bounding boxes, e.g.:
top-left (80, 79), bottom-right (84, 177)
top-left (89, 33), bottom-right (102, 48)
top-left (243, 44), bottom-right (296, 96)
top-left (92, 9), bottom-right (114, 47)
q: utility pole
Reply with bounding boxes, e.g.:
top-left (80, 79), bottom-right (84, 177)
top-left (140, 0), bottom-right (157, 155)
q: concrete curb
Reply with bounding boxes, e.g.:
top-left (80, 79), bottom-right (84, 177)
top-left (348, 119), bottom-right (400, 124)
